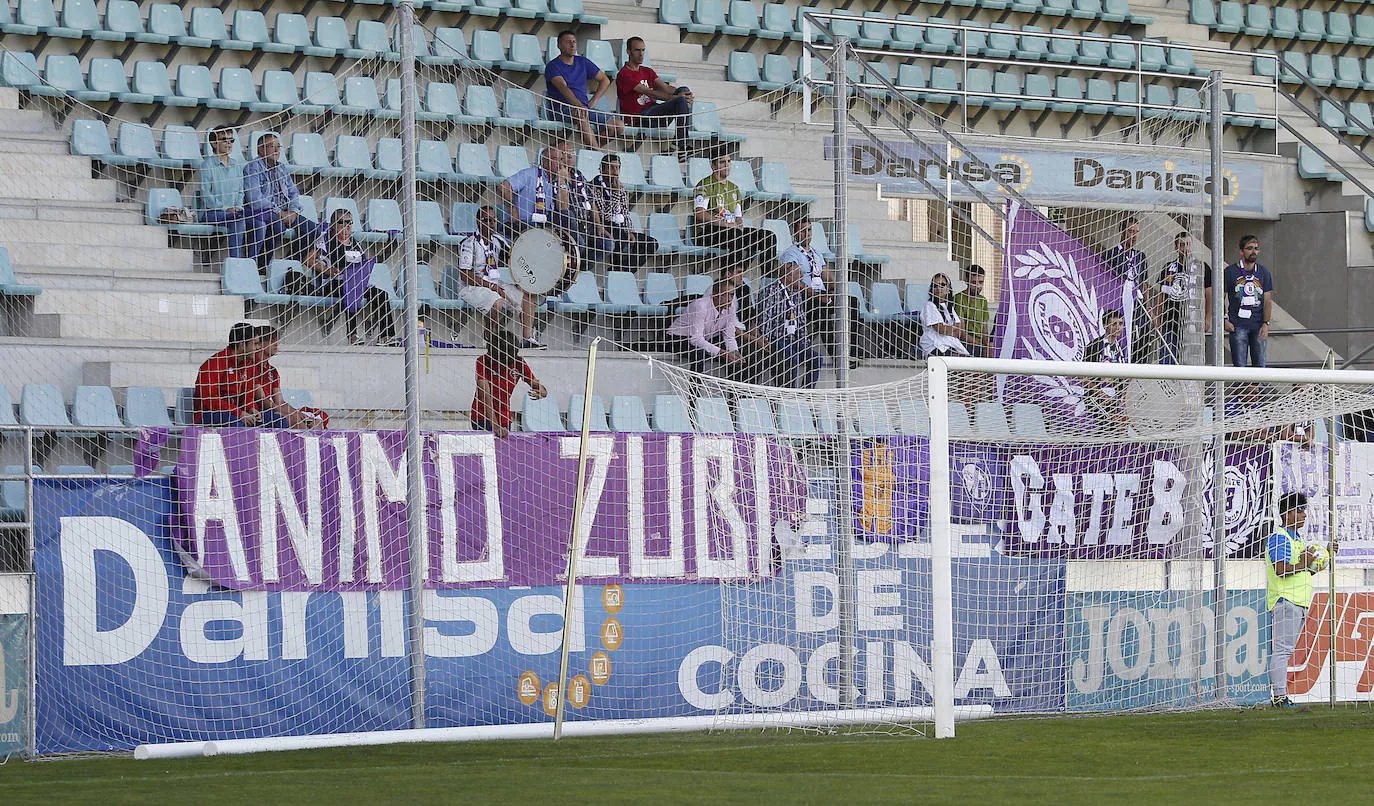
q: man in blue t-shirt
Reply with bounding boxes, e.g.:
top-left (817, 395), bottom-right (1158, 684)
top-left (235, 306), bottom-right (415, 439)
top-left (544, 30), bottom-right (624, 149)
top-left (1222, 234), bottom-right (1274, 368)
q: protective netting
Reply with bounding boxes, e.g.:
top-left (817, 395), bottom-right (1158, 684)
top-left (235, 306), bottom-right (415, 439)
top-left (652, 355), bottom-right (1374, 730)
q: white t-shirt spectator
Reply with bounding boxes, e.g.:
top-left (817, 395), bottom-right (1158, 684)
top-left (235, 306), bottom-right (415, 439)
top-left (920, 299), bottom-right (969, 357)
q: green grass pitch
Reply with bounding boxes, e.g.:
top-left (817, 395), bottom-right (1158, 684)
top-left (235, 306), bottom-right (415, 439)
top-left (3, 707), bottom-right (1371, 804)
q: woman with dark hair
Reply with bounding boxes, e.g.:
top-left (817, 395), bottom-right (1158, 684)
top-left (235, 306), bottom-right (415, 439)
top-left (919, 272), bottom-right (970, 358)
top-left (592, 153), bottom-right (657, 270)
top-left (298, 207), bottom-right (401, 346)
top-left (471, 326), bottom-right (548, 438)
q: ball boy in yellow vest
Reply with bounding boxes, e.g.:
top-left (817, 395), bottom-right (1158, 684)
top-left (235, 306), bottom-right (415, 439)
top-left (1266, 492), bottom-right (1334, 707)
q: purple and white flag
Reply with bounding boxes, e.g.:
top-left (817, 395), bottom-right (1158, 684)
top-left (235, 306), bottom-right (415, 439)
top-left (995, 201), bottom-right (1127, 419)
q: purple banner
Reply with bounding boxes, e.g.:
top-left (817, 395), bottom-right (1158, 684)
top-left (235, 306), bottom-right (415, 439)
top-left (173, 429), bottom-right (808, 591)
top-left (995, 201), bottom-right (1128, 420)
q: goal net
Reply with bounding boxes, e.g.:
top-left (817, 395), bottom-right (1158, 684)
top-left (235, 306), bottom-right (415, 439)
top-left (652, 354), bottom-right (1374, 736)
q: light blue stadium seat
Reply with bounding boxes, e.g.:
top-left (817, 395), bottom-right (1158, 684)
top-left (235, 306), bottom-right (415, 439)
top-left (20, 384), bottom-right (71, 428)
top-left (232, 10), bottom-right (288, 54)
top-left (660, 0), bottom-right (691, 26)
top-left (450, 203), bottom-right (480, 235)
top-left (72, 386), bottom-right (122, 429)
top-left (866, 282), bottom-right (904, 323)
top-left (1, 464), bottom-right (33, 521)
top-left (648, 155), bottom-right (688, 196)
top-left (855, 401), bottom-right (894, 436)
top-left (552, 271), bottom-right (603, 314)
top-left (217, 67), bottom-right (275, 113)
top-left (516, 0), bottom-right (573, 22)
top-left (973, 401), bottom-right (1012, 438)
top-left (775, 401), bottom-right (817, 436)
top-left (496, 145), bottom-right (530, 178)
top-left (1143, 84), bottom-right (1173, 119)
top-left (390, 23), bottom-right (431, 62)
top-left (272, 13), bottom-right (316, 54)
top-left (922, 17), bottom-right (957, 54)
top-left (648, 213), bottom-right (708, 255)
top-left (1011, 403), bottom-right (1049, 437)
top-left (905, 282), bottom-right (928, 313)
top-left (132, 61), bottom-right (191, 107)
top-left (417, 26), bottom-right (465, 66)
top-left (103, 0), bottom-right (148, 41)
top-left (895, 399), bottom-right (930, 435)
top-left (1354, 15), bottom-right (1374, 47)
top-left (1113, 80), bottom-right (1140, 116)
top-left (354, 20), bottom-right (390, 57)
top-left (118, 121), bottom-right (175, 168)
top-left (500, 87), bottom-right (557, 130)
top-left (1078, 33), bottom-right (1108, 65)
top-left (520, 393), bottom-right (565, 432)
top-left (124, 387), bottom-right (173, 430)
top-left (0, 246), bottom-right (41, 297)
top-left (608, 396), bottom-right (650, 432)
top-left (1049, 76), bottom-right (1082, 112)
top-left (147, 188), bottom-right (216, 235)
top-left (965, 69), bottom-right (995, 108)
top-left (174, 64), bottom-right (232, 109)
top-left (222, 257), bottom-right (292, 305)
top-left (567, 395), bottom-right (611, 432)
top-left (310, 17), bottom-right (350, 57)
top-left (416, 140), bottom-right (458, 183)
top-left (419, 201), bottom-right (462, 246)
top-left (554, 0), bottom-right (607, 23)
top-left (363, 199), bottom-right (405, 244)
top-left (689, 0), bottom-right (726, 35)
top-left (1297, 147), bottom-right (1341, 183)
top-left (1309, 54), bottom-right (1335, 87)
top-left (1019, 27), bottom-right (1053, 61)
top-left (760, 2), bottom-right (794, 38)
top-left (417, 262), bottom-right (466, 311)
top-left (947, 401), bottom-right (972, 436)
top-left (43, 54), bottom-right (107, 102)
top-left (457, 143), bottom-right (498, 184)
top-left (735, 399), bottom-right (776, 435)
top-left (1334, 57), bottom-right (1362, 90)
top-left (1298, 9), bottom-right (1324, 42)
top-left (652, 395), bottom-right (694, 433)
top-left (18, 0), bottom-right (80, 37)
top-left (1265, 8), bottom-right (1297, 41)
top-left (68, 118), bottom-right (114, 163)
top-left (896, 63), bottom-right (925, 98)
top-left (846, 283), bottom-right (871, 323)
top-left (420, 82), bottom-right (461, 122)
top-left (729, 51), bottom-right (761, 86)
top-left (191, 7), bottom-right (250, 50)
top-left (89, 57), bottom-right (152, 104)
top-left (346, 77), bottom-right (394, 119)
top-left (458, 85), bottom-right (500, 125)
top-left (643, 272), bottom-right (680, 307)
top-left (600, 271), bottom-right (668, 315)
top-left (759, 219), bottom-right (790, 259)
top-left (501, 33), bottom-right (543, 73)
top-left (146, 4), bottom-right (207, 47)
top-left (695, 398), bottom-right (735, 433)
top-left (334, 135), bottom-right (376, 178)
top-left (288, 132), bottom-right (332, 177)
top-left (1188, 0), bottom-right (1215, 27)
top-left (926, 66), bottom-right (959, 104)
top-left (472, 0), bottom-right (514, 18)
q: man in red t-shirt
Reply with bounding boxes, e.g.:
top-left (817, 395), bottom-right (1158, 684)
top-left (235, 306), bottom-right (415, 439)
top-left (246, 324), bottom-right (315, 429)
top-left (193, 322), bottom-right (261, 427)
top-left (615, 36), bottom-right (694, 155)
top-left (471, 327), bottom-right (548, 438)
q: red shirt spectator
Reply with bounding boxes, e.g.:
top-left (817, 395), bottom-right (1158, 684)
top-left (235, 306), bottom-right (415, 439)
top-left (471, 353), bottom-right (536, 430)
top-left (194, 323), bottom-right (259, 425)
top-left (616, 64), bottom-right (660, 117)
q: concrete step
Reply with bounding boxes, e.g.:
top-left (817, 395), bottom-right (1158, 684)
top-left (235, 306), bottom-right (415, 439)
top-left (33, 289), bottom-right (245, 341)
top-left (0, 87), bottom-right (19, 109)
top-left (5, 241), bottom-right (192, 272)
top-left (22, 267), bottom-right (219, 294)
top-left (0, 173), bottom-right (117, 203)
top-left (0, 132), bottom-right (68, 154)
top-left (0, 152), bottom-right (94, 179)
top-left (0, 108), bottom-right (60, 135)
top-left (0, 219), bottom-right (172, 249)
top-left (0, 196), bottom-right (144, 226)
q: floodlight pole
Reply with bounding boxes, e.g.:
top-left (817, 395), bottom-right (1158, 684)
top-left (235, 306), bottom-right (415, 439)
top-left (399, 0), bottom-right (427, 731)
top-left (1207, 70), bottom-right (1228, 704)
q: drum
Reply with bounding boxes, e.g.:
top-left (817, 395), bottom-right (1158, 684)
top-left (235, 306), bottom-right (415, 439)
top-left (509, 227), bottom-right (572, 295)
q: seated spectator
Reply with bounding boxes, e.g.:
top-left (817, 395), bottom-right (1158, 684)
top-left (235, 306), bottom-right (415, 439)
top-left (1083, 309), bottom-right (1127, 430)
top-left (243, 133), bottom-right (318, 266)
top-left (692, 151), bottom-right (770, 272)
top-left (499, 142), bottom-right (587, 278)
top-left (616, 37), bottom-right (694, 155)
top-left (953, 264), bottom-right (991, 358)
top-left (193, 322), bottom-right (261, 427)
top-left (759, 259), bottom-right (822, 389)
top-left (248, 325), bottom-right (313, 429)
top-left (919, 272), bottom-right (970, 359)
top-left (544, 30), bottom-right (625, 149)
top-left (457, 206), bottom-right (544, 350)
top-left (195, 125), bottom-right (246, 258)
top-left (592, 154), bottom-right (657, 270)
top-left (778, 217), bottom-right (863, 362)
top-left (296, 208), bottom-right (401, 346)
top-left (471, 326), bottom-right (548, 438)
top-left (666, 273), bottom-right (760, 382)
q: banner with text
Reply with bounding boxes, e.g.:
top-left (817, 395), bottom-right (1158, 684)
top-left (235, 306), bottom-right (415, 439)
top-left (173, 430), bottom-right (808, 591)
top-left (0, 614), bottom-right (26, 757)
top-left (1275, 441), bottom-right (1374, 566)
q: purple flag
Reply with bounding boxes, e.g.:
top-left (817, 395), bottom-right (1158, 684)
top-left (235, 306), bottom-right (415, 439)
top-left (339, 257), bottom-right (375, 312)
top-left (995, 201), bottom-right (1127, 421)
top-left (133, 427), bottom-right (170, 477)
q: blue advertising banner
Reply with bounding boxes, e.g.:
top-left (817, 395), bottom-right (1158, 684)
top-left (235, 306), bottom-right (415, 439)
top-left (33, 477), bottom-right (1066, 752)
top-left (1064, 590), bottom-right (1271, 710)
top-left (0, 613), bottom-right (26, 757)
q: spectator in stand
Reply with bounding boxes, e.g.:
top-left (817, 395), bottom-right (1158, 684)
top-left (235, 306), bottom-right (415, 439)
top-left (457, 206), bottom-right (544, 350)
top-left (692, 151), bottom-right (770, 272)
top-left (243, 133), bottom-right (317, 266)
top-left (247, 325), bottom-right (309, 429)
top-left (193, 322), bottom-right (261, 427)
top-left (195, 125), bottom-right (246, 259)
top-left (759, 254), bottom-right (822, 389)
top-left (615, 36), bottom-right (694, 155)
top-left (1103, 216), bottom-right (1152, 363)
top-left (1083, 308), bottom-right (1127, 429)
top-left (952, 264), bottom-right (991, 358)
top-left (666, 273), bottom-right (758, 381)
top-left (1223, 234), bottom-right (1274, 368)
top-left (919, 273), bottom-right (969, 359)
top-left (297, 208), bottom-right (401, 346)
top-left (471, 325), bottom-right (548, 438)
top-left (592, 154), bottom-right (657, 270)
top-left (1157, 231), bottom-right (1211, 365)
top-left (544, 30), bottom-right (625, 149)
top-left (499, 143), bottom-right (590, 276)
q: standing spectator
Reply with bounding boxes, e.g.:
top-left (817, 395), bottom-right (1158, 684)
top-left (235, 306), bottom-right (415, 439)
top-left (1157, 231), bottom-right (1211, 365)
top-left (195, 125), bottom-right (246, 259)
top-left (457, 206), bottom-right (544, 349)
top-left (243, 133), bottom-right (317, 266)
top-left (471, 326), bottom-right (548, 438)
top-left (1083, 309), bottom-right (1127, 429)
top-left (592, 154), bottom-right (657, 270)
top-left (299, 208), bottom-right (401, 346)
top-left (758, 258), bottom-right (822, 388)
top-left (1103, 216), bottom-right (1152, 363)
top-left (544, 30), bottom-right (624, 149)
top-left (1223, 234), bottom-right (1274, 368)
top-left (666, 273), bottom-right (758, 381)
top-left (692, 151), bottom-right (769, 271)
top-left (248, 325), bottom-right (309, 429)
top-left (1266, 492), bottom-right (1331, 708)
top-left (615, 36), bottom-right (694, 155)
top-left (919, 273), bottom-right (969, 358)
top-left (952, 264), bottom-right (991, 358)
top-left (193, 322), bottom-right (261, 427)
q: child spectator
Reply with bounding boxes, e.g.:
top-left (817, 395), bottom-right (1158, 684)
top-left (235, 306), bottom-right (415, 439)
top-left (193, 322), bottom-right (261, 426)
top-left (471, 326), bottom-right (548, 438)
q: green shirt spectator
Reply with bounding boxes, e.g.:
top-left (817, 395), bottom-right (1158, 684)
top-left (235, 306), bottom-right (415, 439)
top-left (953, 264), bottom-right (991, 356)
top-left (693, 175), bottom-right (743, 226)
